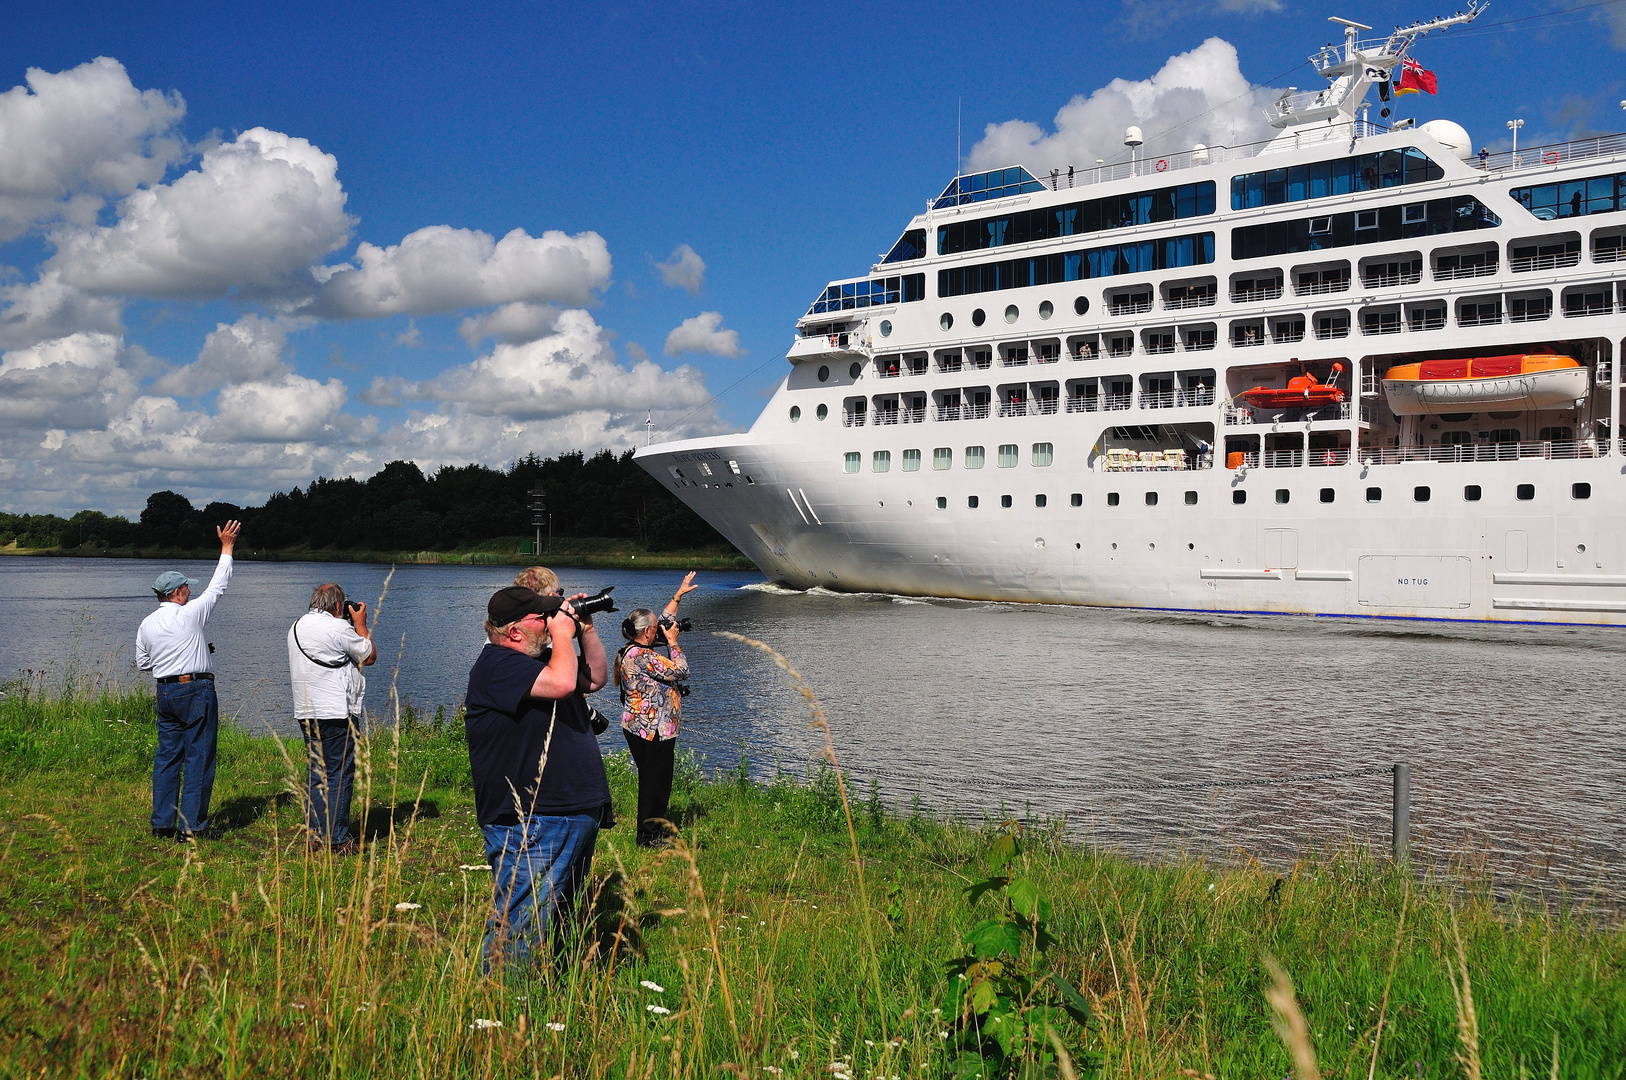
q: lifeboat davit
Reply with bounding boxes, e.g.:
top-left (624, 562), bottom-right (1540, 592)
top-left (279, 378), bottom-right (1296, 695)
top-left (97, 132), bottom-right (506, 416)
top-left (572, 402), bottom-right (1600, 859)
top-left (1382, 354), bottom-right (1588, 416)
top-left (1240, 363), bottom-right (1345, 409)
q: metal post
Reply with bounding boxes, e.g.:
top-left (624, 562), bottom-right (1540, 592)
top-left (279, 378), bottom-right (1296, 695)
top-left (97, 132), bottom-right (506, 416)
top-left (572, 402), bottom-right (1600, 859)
top-left (1391, 764), bottom-right (1410, 863)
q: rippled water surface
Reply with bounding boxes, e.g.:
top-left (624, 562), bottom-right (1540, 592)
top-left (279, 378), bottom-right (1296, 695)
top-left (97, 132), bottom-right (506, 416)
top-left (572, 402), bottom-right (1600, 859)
top-left (3, 556), bottom-right (1621, 898)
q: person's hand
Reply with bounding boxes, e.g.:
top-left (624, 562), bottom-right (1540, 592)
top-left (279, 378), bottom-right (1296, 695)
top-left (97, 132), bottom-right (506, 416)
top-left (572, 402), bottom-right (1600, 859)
top-left (218, 520), bottom-right (241, 554)
top-left (546, 600), bottom-right (578, 643)
top-left (348, 601), bottom-right (367, 630)
top-left (567, 591), bottom-right (594, 629)
top-left (661, 620), bottom-right (680, 646)
top-left (674, 571), bottom-right (699, 602)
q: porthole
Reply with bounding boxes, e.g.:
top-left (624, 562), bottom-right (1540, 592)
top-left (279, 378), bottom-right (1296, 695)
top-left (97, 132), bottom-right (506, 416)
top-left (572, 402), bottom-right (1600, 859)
top-left (1464, 484), bottom-right (1481, 501)
top-left (879, 320), bottom-right (893, 338)
top-left (1070, 493), bottom-right (1083, 507)
top-left (1573, 482), bottom-right (1592, 500)
top-left (967, 495), bottom-right (980, 508)
top-left (972, 308), bottom-right (986, 327)
top-left (1111, 542), bottom-right (1118, 550)
top-left (1073, 296), bottom-right (1089, 316)
top-left (1004, 305), bottom-right (1019, 324)
top-left (1517, 483), bottom-right (1535, 501)
top-left (817, 365), bottom-right (830, 382)
top-left (1275, 489), bottom-right (1290, 504)
top-left (1035, 494), bottom-right (1047, 507)
top-left (790, 405), bottom-right (801, 422)
top-left (940, 312), bottom-right (954, 331)
top-left (849, 361), bottom-right (862, 379)
top-left (1184, 490), bottom-right (1197, 505)
top-left (936, 497), bottom-right (947, 509)
top-left (1366, 487), bottom-right (1382, 502)
top-left (1039, 300), bottom-right (1054, 320)
top-left (1232, 490), bottom-right (1246, 505)
top-left (1148, 542), bottom-right (1155, 551)
top-left (1319, 488), bottom-right (1334, 503)
top-left (1145, 491), bottom-right (1158, 506)
top-left (1107, 492), bottom-right (1120, 506)
top-left (1414, 485), bottom-right (1431, 502)
top-left (1187, 542), bottom-right (1195, 550)
top-left (816, 403), bottom-right (828, 420)
top-left (1577, 542), bottom-right (1587, 553)
top-left (1000, 495), bottom-right (1013, 508)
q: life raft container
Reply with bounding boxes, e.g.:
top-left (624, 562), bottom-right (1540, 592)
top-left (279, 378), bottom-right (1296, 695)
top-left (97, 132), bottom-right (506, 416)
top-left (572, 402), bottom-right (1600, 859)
top-left (1240, 363), bottom-right (1345, 409)
top-left (1382, 354), bottom-right (1588, 415)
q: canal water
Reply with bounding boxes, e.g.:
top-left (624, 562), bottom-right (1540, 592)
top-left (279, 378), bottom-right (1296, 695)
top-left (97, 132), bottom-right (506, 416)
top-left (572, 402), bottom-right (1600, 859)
top-left (2, 555), bottom-right (1621, 899)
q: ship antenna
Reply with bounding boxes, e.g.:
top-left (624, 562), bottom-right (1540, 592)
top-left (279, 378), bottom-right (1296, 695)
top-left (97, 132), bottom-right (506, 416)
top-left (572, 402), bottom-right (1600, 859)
top-left (957, 97), bottom-right (962, 176)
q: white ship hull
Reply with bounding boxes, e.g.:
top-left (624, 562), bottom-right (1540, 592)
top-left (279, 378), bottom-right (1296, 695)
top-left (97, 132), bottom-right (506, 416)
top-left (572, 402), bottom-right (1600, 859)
top-left (635, 13), bottom-right (1626, 626)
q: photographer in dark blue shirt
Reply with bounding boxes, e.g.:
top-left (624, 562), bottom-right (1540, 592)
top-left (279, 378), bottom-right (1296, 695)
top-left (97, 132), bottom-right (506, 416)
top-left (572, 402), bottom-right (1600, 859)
top-left (464, 585), bottom-right (610, 972)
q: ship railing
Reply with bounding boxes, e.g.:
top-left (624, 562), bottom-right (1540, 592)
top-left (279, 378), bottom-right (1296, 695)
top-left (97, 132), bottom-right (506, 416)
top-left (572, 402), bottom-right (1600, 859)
top-left (1309, 448), bottom-right (1353, 467)
top-left (843, 412), bottom-right (866, 428)
top-left (999, 401), bottom-right (1029, 418)
top-left (1458, 312), bottom-right (1503, 327)
top-left (1563, 299), bottom-right (1616, 318)
top-left (1231, 331), bottom-right (1268, 347)
top-left (1034, 398), bottom-right (1060, 415)
top-left (1507, 308), bottom-right (1553, 323)
top-left (1595, 247), bottom-right (1624, 264)
top-left (1182, 337), bottom-right (1218, 352)
top-left (1163, 294), bottom-right (1217, 311)
top-left (1102, 393), bottom-right (1134, 411)
top-left (1432, 263), bottom-right (1498, 282)
top-left (1108, 299), bottom-right (1154, 316)
top-left (876, 367), bottom-right (901, 379)
top-left (1293, 278), bottom-right (1351, 297)
top-left (1408, 313), bottom-right (1447, 332)
top-left (937, 361), bottom-right (963, 375)
top-left (970, 357), bottom-right (993, 370)
top-left (1263, 449), bottom-right (1304, 468)
top-left (1034, 350), bottom-right (1061, 364)
top-left (1361, 320), bottom-right (1403, 337)
top-left (1106, 343), bottom-right (1135, 358)
top-left (965, 402), bottom-right (992, 419)
top-left (1363, 271), bottom-right (1422, 288)
top-left (1360, 440), bottom-right (1611, 466)
top-left (1097, 450), bottom-right (1212, 472)
top-left (874, 411), bottom-right (900, 426)
top-left (1273, 329), bottom-right (1306, 344)
top-left (1480, 133), bottom-right (1626, 176)
top-left (1070, 347), bottom-right (1098, 361)
top-left (1225, 400), bottom-right (1353, 425)
top-left (1143, 341), bottom-right (1177, 356)
top-left (1510, 252), bottom-right (1581, 273)
top-left (1141, 388), bottom-right (1214, 409)
top-left (1313, 324), bottom-right (1351, 340)
top-left (1066, 396), bottom-right (1100, 413)
top-left (1002, 354), bottom-right (1030, 366)
top-left (900, 406), bottom-right (926, 423)
top-left (1231, 285), bottom-right (1284, 303)
top-left (934, 405), bottom-right (962, 421)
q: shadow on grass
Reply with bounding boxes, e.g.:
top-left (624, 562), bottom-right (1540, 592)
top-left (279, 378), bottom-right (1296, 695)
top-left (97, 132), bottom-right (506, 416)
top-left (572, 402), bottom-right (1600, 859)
top-left (585, 869), bottom-right (643, 962)
top-left (363, 801), bottom-right (441, 841)
top-left (213, 791), bottom-right (295, 830)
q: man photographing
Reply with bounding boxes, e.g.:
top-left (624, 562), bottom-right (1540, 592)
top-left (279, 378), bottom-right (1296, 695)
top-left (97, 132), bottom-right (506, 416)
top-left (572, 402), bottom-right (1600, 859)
top-left (288, 584), bottom-right (377, 855)
top-left (135, 519), bottom-right (241, 842)
top-left (465, 585), bottom-right (610, 971)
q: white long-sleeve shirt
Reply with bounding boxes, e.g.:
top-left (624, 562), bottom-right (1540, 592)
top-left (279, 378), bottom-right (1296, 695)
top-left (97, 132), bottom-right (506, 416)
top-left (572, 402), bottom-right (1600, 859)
top-left (135, 555), bottom-right (233, 679)
top-left (287, 609), bottom-right (370, 719)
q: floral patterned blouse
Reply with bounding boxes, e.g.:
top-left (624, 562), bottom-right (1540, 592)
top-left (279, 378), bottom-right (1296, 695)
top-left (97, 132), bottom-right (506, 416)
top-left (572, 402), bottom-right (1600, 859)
top-left (617, 644), bottom-right (688, 741)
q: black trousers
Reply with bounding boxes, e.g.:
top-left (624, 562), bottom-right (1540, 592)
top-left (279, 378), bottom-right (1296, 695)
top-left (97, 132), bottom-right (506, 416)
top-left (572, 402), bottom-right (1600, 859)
top-left (622, 730), bottom-right (676, 843)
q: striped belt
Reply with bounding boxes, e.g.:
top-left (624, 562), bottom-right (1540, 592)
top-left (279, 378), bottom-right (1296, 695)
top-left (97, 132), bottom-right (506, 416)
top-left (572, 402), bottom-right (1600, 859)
top-left (157, 672), bottom-right (214, 685)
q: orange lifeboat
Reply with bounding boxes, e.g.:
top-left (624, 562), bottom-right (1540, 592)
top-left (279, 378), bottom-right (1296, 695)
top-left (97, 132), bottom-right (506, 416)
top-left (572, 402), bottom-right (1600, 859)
top-left (1240, 363), bottom-right (1345, 409)
top-left (1382, 354), bottom-right (1588, 415)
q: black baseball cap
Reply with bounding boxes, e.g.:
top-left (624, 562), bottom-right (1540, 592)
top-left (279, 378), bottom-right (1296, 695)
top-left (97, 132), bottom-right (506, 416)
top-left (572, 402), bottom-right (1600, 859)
top-left (487, 586), bottom-right (561, 625)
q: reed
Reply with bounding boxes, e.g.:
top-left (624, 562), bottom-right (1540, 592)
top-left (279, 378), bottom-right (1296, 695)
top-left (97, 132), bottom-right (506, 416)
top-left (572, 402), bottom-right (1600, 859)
top-left (1, 655), bottom-right (1623, 1078)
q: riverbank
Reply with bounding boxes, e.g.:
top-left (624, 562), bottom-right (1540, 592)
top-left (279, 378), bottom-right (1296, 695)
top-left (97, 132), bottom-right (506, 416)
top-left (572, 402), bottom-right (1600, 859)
top-left (0, 535), bottom-right (753, 571)
top-left (2, 682), bottom-right (1623, 1078)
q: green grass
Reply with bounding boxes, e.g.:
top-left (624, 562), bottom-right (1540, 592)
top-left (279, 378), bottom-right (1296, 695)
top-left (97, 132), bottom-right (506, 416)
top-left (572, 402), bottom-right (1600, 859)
top-left (1, 664), bottom-right (1623, 1079)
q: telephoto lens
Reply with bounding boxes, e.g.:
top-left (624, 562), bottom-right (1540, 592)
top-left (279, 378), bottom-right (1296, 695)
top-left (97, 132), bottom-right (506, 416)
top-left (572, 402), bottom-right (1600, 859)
top-left (574, 587), bottom-right (618, 618)
top-left (660, 615), bottom-right (694, 633)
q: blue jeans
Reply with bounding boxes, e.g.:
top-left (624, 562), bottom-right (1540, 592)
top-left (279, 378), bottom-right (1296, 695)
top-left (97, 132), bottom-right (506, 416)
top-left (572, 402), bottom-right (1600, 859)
top-left (151, 679), bottom-right (219, 833)
top-left (300, 716), bottom-right (356, 845)
top-left (481, 811), bottom-right (600, 971)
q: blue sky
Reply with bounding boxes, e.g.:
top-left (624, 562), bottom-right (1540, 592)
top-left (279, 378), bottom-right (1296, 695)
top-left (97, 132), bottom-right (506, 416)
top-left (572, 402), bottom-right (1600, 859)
top-left (1, 0), bottom-right (1622, 515)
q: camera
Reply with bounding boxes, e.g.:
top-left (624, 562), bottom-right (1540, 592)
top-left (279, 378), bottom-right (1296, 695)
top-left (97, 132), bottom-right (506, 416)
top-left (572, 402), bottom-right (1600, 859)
top-left (658, 614), bottom-right (693, 633)
top-left (344, 600), bottom-right (363, 616)
top-left (574, 586), bottom-right (618, 618)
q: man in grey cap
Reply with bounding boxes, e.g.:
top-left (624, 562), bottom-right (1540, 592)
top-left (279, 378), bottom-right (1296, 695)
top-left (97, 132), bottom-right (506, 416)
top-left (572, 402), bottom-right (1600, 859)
top-left (135, 519), bottom-right (241, 841)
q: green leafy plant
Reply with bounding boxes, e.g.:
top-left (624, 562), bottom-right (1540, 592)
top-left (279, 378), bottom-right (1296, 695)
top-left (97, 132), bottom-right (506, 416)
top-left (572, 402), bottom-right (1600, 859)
top-left (943, 829), bottom-right (1092, 1080)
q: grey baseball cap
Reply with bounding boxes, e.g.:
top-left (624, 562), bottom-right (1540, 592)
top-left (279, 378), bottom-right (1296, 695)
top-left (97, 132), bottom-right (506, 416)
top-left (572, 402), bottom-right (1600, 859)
top-left (152, 571), bottom-right (198, 596)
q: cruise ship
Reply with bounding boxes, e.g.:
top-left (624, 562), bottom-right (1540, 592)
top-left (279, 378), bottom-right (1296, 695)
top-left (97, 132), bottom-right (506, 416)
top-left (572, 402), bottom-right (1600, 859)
top-left (635, 8), bottom-right (1626, 624)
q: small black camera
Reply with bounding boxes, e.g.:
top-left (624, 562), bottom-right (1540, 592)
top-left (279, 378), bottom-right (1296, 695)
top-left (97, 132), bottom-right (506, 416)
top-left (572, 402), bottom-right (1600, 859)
top-left (344, 600), bottom-right (363, 616)
top-left (659, 614), bottom-right (693, 633)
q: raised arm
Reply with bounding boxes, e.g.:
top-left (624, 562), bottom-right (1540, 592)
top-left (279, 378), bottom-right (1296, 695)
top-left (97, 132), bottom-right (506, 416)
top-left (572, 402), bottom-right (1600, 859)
top-left (528, 605), bottom-right (585, 699)
top-left (184, 520), bottom-right (240, 624)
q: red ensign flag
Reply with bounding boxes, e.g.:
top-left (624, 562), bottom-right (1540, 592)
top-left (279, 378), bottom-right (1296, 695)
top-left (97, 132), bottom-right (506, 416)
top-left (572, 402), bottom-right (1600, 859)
top-left (1395, 57), bottom-right (1438, 95)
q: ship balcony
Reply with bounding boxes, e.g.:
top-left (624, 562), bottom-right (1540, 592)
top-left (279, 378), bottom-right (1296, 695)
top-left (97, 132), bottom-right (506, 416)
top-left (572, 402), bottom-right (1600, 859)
top-left (1230, 285), bottom-right (1283, 304)
top-left (1162, 294), bottom-right (1217, 312)
top-left (1433, 263), bottom-right (1498, 282)
top-left (1361, 440), bottom-right (1612, 466)
top-left (1510, 251), bottom-right (1581, 273)
top-left (1034, 397), bottom-right (1059, 416)
top-left (873, 409), bottom-right (900, 426)
top-left (1225, 400), bottom-right (1359, 426)
top-left (999, 401), bottom-right (1029, 418)
top-left (842, 410), bottom-right (866, 428)
top-left (900, 406), bottom-right (926, 423)
top-left (1102, 393), bottom-right (1133, 411)
top-left (934, 404), bottom-right (962, 421)
top-left (1066, 395), bottom-right (1099, 413)
top-left (1362, 271), bottom-right (1422, 289)
top-left (1034, 347), bottom-right (1061, 364)
top-left (1293, 278), bottom-right (1351, 297)
top-left (1108, 299), bottom-right (1153, 316)
top-left (965, 402), bottom-right (992, 420)
top-left (1140, 387), bottom-right (1216, 409)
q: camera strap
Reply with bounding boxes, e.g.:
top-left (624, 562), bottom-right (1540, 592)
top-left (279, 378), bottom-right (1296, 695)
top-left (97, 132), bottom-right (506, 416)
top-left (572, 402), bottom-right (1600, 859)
top-left (292, 616), bottom-right (356, 670)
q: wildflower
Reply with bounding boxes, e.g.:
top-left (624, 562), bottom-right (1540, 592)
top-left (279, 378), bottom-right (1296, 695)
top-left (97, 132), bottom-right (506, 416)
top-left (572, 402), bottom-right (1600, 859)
top-left (469, 1018), bottom-right (502, 1030)
top-left (641, 980), bottom-right (665, 993)
top-left (647, 1005), bottom-right (672, 1016)
top-left (789, 1051), bottom-right (801, 1060)
top-left (937, 1032), bottom-right (948, 1040)
top-left (290, 1003), bottom-right (307, 1011)
top-left (1207, 883), bottom-right (1215, 891)
top-left (459, 864), bottom-right (491, 871)
top-left (394, 902), bottom-right (421, 912)
top-left (930, 1008), bottom-right (941, 1016)
top-left (865, 1040), bottom-right (875, 1047)
top-left (546, 1022), bottom-right (565, 1033)
top-left (765, 1069), bottom-right (784, 1076)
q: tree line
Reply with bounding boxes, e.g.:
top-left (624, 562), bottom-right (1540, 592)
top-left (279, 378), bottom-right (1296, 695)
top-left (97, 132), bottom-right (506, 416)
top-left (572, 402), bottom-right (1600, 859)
top-left (0, 451), bottom-right (729, 554)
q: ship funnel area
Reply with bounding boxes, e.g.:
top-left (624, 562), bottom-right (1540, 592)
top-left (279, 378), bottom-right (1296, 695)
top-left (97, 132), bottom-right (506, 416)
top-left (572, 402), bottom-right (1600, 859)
top-left (1265, 3), bottom-right (1482, 135)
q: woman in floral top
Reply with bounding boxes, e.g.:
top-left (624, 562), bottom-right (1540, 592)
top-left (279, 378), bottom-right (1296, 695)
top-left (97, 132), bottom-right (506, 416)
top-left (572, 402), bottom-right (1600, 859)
top-left (615, 572), bottom-right (698, 847)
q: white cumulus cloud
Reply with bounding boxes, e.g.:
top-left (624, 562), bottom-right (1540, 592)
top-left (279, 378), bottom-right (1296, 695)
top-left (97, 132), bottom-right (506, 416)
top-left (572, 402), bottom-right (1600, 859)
top-left (0, 57), bottom-right (186, 242)
top-left (0, 270), bottom-right (124, 350)
top-left (655, 243), bottom-right (706, 294)
top-left (664, 311), bottom-right (743, 358)
top-left (965, 38), bottom-right (1277, 175)
top-left (48, 126), bottom-right (353, 300)
top-left (0, 331), bottom-right (140, 431)
top-left (213, 373), bottom-right (348, 442)
top-left (458, 301), bottom-right (559, 348)
top-left (313, 225), bottom-right (611, 318)
top-left (152, 313), bottom-right (292, 396)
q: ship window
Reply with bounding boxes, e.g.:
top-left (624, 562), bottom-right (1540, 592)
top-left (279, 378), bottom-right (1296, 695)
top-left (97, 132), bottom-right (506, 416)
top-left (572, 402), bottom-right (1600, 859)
top-left (1402, 204), bottom-right (1427, 224)
top-left (998, 444), bottom-right (1019, 468)
top-left (1230, 148), bottom-right (1443, 210)
top-left (972, 308), bottom-right (986, 326)
top-left (843, 452), bottom-right (860, 473)
top-left (1275, 489), bottom-right (1290, 504)
top-left (1145, 491), bottom-right (1159, 506)
top-left (933, 447), bottom-right (952, 470)
top-left (936, 497), bottom-right (947, 509)
top-left (968, 495), bottom-right (980, 508)
top-left (965, 446), bottom-right (986, 469)
top-left (1107, 492), bottom-right (1121, 506)
top-left (1232, 490), bottom-right (1246, 505)
top-left (1517, 483), bottom-right (1535, 501)
top-left (873, 451), bottom-right (891, 473)
top-left (850, 362), bottom-right (862, 379)
top-left (790, 406), bottom-right (801, 422)
top-left (1366, 486), bottom-right (1382, 502)
top-left (1573, 482), bottom-right (1592, 500)
top-left (902, 449), bottom-right (921, 471)
top-left (940, 313), bottom-right (953, 330)
top-left (879, 320), bottom-right (892, 337)
top-left (1232, 196), bottom-right (1500, 260)
top-left (1074, 296), bottom-right (1089, 315)
top-left (938, 180), bottom-right (1215, 253)
top-left (1035, 494), bottom-right (1047, 507)
top-left (1511, 169), bottom-right (1626, 219)
top-left (883, 228), bottom-right (927, 264)
top-left (1071, 493), bottom-right (1083, 506)
top-left (1355, 210), bottom-right (1379, 230)
top-left (1005, 305), bottom-right (1020, 323)
top-left (938, 233), bottom-right (1216, 297)
top-left (818, 366), bottom-right (830, 382)
top-left (1309, 216), bottom-right (1332, 235)
top-left (817, 404), bottom-right (829, 420)
top-left (1032, 442), bottom-right (1054, 467)
top-left (1319, 488), bottom-right (1335, 503)
top-left (1414, 485), bottom-right (1431, 502)
top-left (1185, 490), bottom-right (1198, 505)
top-left (1039, 300), bottom-right (1054, 319)
top-left (1464, 485), bottom-right (1482, 501)
top-left (1001, 495), bottom-right (1013, 508)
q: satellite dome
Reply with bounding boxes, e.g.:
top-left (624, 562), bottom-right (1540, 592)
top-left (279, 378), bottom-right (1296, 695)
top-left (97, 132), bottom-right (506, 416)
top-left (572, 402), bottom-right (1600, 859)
top-left (1418, 119), bottom-right (1473, 159)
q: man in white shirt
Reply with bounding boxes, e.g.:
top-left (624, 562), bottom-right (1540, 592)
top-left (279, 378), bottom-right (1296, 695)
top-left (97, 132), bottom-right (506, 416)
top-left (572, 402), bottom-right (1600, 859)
top-left (135, 520), bottom-right (241, 841)
top-left (287, 583), bottom-right (376, 854)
